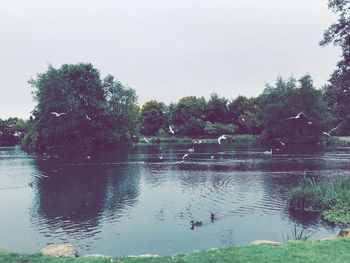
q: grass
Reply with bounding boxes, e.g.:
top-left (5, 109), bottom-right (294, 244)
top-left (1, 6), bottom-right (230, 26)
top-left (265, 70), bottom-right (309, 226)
top-left (282, 225), bottom-right (314, 242)
top-left (287, 177), bottom-right (350, 223)
top-left (1, 238), bottom-right (350, 262)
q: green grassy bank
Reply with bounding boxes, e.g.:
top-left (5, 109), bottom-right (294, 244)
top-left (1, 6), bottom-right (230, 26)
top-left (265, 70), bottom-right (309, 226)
top-left (1, 238), bottom-right (350, 263)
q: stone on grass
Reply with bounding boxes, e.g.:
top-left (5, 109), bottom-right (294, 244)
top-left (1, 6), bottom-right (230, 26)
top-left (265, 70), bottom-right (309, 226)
top-left (319, 236), bottom-right (337, 241)
top-left (128, 254), bottom-right (159, 258)
top-left (83, 253), bottom-right (111, 258)
top-left (250, 240), bottom-right (281, 246)
top-left (41, 244), bottom-right (78, 258)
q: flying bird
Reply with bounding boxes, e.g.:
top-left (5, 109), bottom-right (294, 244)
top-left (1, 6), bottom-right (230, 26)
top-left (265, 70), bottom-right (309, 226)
top-left (287, 112), bottom-right (312, 127)
top-left (182, 153), bottom-right (189, 160)
top-left (217, 135), bottom-right (227, 144)
top-left (86, 114), bottom-right (91, 121)
top-left (51, 112), bottom-right (66, 117)
top-left (274, 139), bottom-right (286, 146)
top-left (322, 125), bottom-right (340, 137)
top-left (143, 137), bottom-right (150, 143)
top-left (169, 125), bottom-right (175, 134)
top-left (286, 112), bottom-right (304, 120)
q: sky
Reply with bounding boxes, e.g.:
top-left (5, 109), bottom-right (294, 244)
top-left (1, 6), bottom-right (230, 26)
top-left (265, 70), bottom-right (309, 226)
top-left (0, 0), bottom-right (341, 119)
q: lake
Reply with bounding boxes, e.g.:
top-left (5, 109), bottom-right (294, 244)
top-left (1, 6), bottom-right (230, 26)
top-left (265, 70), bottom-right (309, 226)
top-left (0, 143), bottom-right (349, 257)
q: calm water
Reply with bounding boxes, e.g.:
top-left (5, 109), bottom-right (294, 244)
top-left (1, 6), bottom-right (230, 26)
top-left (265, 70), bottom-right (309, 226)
top-left (0, 144), bottom-right (349, 256)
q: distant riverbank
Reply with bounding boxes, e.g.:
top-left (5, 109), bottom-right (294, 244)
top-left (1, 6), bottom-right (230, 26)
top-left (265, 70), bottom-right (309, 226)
top-left (136, 134), bottom-right (258, 145)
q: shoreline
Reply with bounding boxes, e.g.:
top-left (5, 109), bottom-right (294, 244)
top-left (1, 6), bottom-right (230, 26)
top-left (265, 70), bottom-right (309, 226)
top-left (1, 236), bottom-right (350, 262)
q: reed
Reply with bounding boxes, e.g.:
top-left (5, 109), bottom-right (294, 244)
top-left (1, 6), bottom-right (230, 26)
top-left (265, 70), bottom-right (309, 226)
top-left (287, 177), bottom-right (350, 223)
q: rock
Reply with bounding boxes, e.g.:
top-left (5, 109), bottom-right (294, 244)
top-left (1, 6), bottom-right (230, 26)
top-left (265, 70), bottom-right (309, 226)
top-left (250, 240), bottom-right (281, 246)
top-left (128, 254), bottom-right (159, 258)
top-left (338, 229), bottom-right (350, 237)
top-left (41, 244), bottom-right (78, 258)
top-left (319, 236), bottom-right (337, 241)
top-left (83, 254), bottom-right (111, 258)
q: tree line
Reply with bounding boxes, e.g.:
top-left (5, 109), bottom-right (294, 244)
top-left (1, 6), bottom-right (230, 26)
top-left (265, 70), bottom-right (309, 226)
top-left (0, 0), bottom-right (349, 149)
top-left (0, 69), bottom-right (343, 149)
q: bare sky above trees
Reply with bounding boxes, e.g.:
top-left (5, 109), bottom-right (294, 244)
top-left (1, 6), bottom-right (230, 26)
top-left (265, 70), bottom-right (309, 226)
top-left (0, 0), bottom-right (341, 118)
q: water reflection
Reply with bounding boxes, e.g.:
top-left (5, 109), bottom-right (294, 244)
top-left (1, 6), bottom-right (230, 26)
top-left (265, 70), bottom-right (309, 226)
top-left (30, 149), bottom-right (141, 244)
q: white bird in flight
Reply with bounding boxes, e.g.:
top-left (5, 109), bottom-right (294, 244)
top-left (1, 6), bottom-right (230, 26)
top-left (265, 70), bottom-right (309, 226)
top-left (322, 125), bottom-right (341, 137)
top-left (169, 125), bottom-right (175, 134)
top-left (286, 112), bottom-right (303, 120)
top-left (143, 137), bottom-right (150, 143)
top-left (277, 140), bottom-right (286, 146)
top-left (86, 114), bottom-right (91, 121)
top-left (51, 112), bottom-right (66, 117)
top-left (217, 135), bottom-right (227, 144)
top-left (182, 153), bottom-right (189, 160)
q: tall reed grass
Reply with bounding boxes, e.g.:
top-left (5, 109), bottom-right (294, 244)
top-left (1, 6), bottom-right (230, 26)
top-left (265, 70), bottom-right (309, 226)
top-left (287, 178), bottom-right (350, 223)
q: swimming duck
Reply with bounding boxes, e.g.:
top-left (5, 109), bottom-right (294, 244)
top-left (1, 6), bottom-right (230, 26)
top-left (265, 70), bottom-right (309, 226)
top-left (190, 220), bottom-right (202, 229)
top-left (211, 212), bottom-right (218, 221)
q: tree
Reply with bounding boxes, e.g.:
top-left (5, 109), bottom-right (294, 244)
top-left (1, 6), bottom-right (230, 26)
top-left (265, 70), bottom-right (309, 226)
top-left (320, 0), bottom-right (350, 129)
top-left (171, 96), bottom-right (206, 135)
top-left (103, 75), bottom-right (139, 140)
top-left (140, 100), bottom-right (166, 136)
top-left (0, 118), bottom-right (27, 145)
top-left (260, 75), bottom-right (333, 143)
top-left (227, 96), bottom-right (262, 134)
top-left (205, 93), bottom-right (229, 124)
top-left (28, 63), bottom-right (138, 148)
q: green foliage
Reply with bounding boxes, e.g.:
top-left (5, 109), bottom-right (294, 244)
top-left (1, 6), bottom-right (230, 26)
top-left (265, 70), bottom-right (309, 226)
top-left (0, 117), bottom-right (28, 146)
top-left (323, 201), bottom-right (350, 223)
top-left (203, 122), bottom-right (235, 136)
top-left (103, 75), bottom-right (139, 140)
top-left (171, 96), bottom-right (205, 126)
top-left (20, 63), bottom-right (338, 146)
top-left (320, 0), bottom-right (350, 132)
top-left (177, 117), bottom-right (206, 136)
top-left (27, 63), bottom-right (138, 148)
top-left (140, 100), bottom-right (166, 136)
top-left (260, 75), bottom-right (333, 143)
top-left (205, 93), bottom-right (229, 124)
top-left (287, 177), bottom-right (350, 223)
top-left (227, 96), bottom-right (262, 134)
top-left (170, 96), bottom-right (206, 136)
top-left (238, 110), bottom-right (263, 135)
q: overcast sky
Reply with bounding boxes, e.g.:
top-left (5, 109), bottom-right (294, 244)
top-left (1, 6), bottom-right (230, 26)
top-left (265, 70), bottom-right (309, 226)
top-left (0, 0), bottom-right (341, 119)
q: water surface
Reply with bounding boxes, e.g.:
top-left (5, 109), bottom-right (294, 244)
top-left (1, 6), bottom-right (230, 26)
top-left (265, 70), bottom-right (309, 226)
top-left (0, 144), bottom-right (349, 256)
